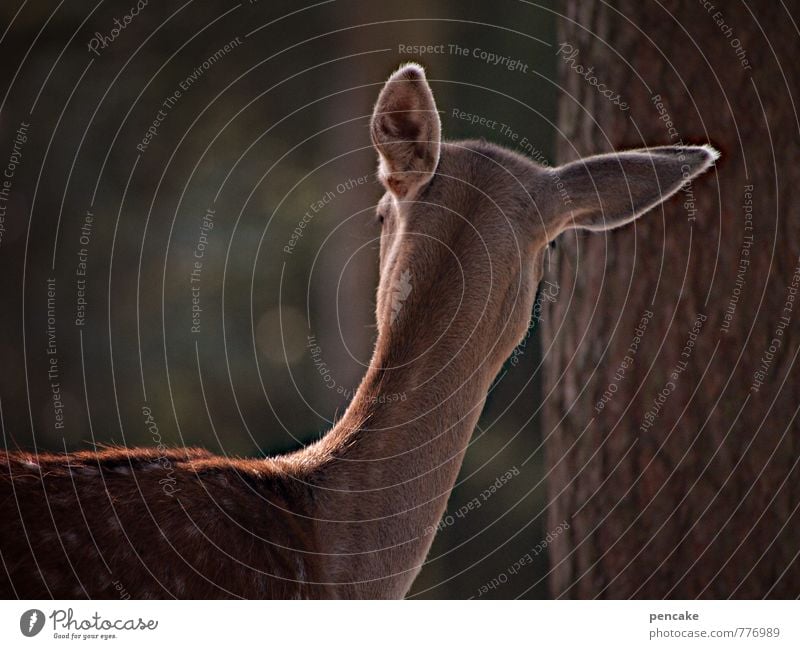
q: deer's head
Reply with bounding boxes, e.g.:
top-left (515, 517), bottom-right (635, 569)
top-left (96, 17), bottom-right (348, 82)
top-left (370, 63), bottom-right (718, 374)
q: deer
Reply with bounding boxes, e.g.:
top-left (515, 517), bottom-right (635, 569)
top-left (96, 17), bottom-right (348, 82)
top-left (0, 63), bottom-right (718, 599)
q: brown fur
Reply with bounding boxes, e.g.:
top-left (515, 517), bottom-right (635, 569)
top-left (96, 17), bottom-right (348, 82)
top-left (1, 448), bottom-right (321, 598)
top-left (0, 64), bottom-right (717, 599)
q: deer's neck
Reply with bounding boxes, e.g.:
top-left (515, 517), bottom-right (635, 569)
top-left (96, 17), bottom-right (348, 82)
top-left (301, 304), bottom-right (502, 598)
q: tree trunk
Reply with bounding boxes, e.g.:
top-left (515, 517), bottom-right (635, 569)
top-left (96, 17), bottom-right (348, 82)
top-left (544, 1), bottom-right (800, 598)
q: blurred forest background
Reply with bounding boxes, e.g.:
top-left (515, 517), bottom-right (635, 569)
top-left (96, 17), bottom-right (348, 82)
top-left (0, 0), bottom-right (558, 598)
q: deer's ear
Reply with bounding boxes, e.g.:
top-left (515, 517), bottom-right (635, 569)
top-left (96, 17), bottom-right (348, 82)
top-left (543, 145), bottom-right (719, 234)
top-left (371, 63), bottom-right (441, 200)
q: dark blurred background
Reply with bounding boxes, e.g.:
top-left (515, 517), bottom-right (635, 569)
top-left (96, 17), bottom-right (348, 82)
top-left (0, 0), bottom-right (559, 598)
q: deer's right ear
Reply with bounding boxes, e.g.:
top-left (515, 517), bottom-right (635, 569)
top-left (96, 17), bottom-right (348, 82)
top-left (540, 145), bottom-right (719, 236)
top-left (370, 63), bottom-right (441, 200)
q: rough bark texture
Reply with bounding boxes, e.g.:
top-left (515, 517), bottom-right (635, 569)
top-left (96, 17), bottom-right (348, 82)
top-left (544, 1), bottom-right (800, 597)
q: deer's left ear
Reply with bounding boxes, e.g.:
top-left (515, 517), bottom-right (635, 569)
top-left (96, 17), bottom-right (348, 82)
top-left (542, 145), bottom-right (720, 235)
top-left (371, 63), bottom-right (441, 200)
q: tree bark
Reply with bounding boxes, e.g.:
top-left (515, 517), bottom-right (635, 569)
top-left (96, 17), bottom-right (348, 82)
top-left (544, 1), bottom-right (800, 598)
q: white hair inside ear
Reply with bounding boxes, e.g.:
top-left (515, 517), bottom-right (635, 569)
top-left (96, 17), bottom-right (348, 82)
top-left (370, 64), bottom-right (441, 200)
